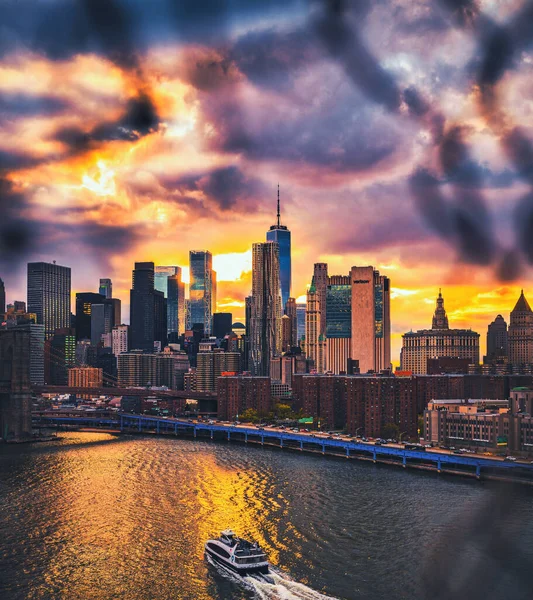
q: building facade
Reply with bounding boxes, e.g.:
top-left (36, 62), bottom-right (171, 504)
top-left (27, 262), bottom-right (71, 339)
top-left (189, 251), bottom-right (216, 334)
top-left (486, 314), bottom-right (508, 363)
top-left (250, 242), bottom-right (282, 376)
top-left (118, 350), bottom-right (189, 389)
top-left (0, 277), bottom-right (5, 314)
top-left (400, 291), bottom-right (480, 374)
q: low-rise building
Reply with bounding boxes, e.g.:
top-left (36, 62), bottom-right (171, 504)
top-left (217, 375), bottom-right (272, 420)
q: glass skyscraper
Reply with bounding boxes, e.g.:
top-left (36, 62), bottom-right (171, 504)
top-left (155, 266), bottom-right (185, 335)
top-left (99, 278), bottom-right (112, 299)
top-left (189, 251), bottom-right (216, 334)
top-left (266, 186), bottom-right (291, 310)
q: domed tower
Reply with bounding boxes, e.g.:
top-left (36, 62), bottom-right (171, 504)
top-left (508, 290), bottom-right (533, 366)
top-left (432, 289), bottom-right (449, 330)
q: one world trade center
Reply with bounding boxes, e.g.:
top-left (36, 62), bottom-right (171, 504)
top-left (266, 185), bottom-right (291, 311)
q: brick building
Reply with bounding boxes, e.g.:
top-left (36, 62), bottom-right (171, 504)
top-left (217, 376), bottom-right (272, 420)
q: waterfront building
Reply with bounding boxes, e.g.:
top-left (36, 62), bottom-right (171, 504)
top-left (99, 278), bottom-right (112, 299)
top-left (0, 277), bottom-right (5, 314)
top-left (189, 251), bottom-right (216, 334)
top-left (266, 185), bottom-right (291, 309)
top-left (129, 262), bottom-right (167, 351)
top-left (112, 324), bottom-right (129, 356)
top-left (68, 366), bottom-right (103, 388)
top-left (400, 291), bottom-right (479, 374)
top-left (508, 291), bottom-right (533, 366)
top-left (485, 314), bottom-right (508, 363)
top-left (250, 242), bottom-right (282, 376)
top-left (213, 313), bottom-right (233, 339)
top-left (424, 391), bottom-right (533, 456)
top-left (27, 261), bottom-right (71, 339)
top-left (217, 375), bottom-right (272, 420)
top-left (75, 292), bottom-right (105, 341)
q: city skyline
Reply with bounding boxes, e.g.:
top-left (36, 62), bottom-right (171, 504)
top-left (3, 3), bottom-right (533, 365)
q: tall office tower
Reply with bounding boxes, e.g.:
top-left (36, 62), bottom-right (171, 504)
top-left (213, 313), bottom-right (233, 339)
top-left (109, 298), bottom-right (121, 328)
top-left (90, 302), bottom-right (114, 346)
top-left (250, 242), bottom-right (282, 376)
top-left (189, 251), bottom-right (216, 334)
top-left (401, 290), bottom-right (478, 374)
top-left (154, 266), bottom-right (178, 296)
top-left (326, 276), bottom-right (351, 374)
top-left (485, 314), bottom-right (508, 362)
top-left (75, 292), bottom-right (105, 341)
top-left (112, 324), bottom-right (129, 356)
top-left (99, 278), bottom-right (112, 299)
top-left (305, 264), bottom-right (328, 372)
top-left (266, 185), bottom-right (291, 310)
top-left (350, 266), bottom-right (391, 373)
top-left (167, 269), bottom-right (185, 336)
top-left (296, 303), bottom-right (306, 345)
top-left (285, 298), bottom-right (298, 347)
top-left (130, 262), bottom-right (167, 351)
top-left (27, 262), bottom-right (71, 339)
top-left (0, 277), bottom-right (5, 314)
top-left (508, 290), bottom-right (533, 365)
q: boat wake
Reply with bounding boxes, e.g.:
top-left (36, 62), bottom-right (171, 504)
top-left (206, 554), bottom-right (339, 600)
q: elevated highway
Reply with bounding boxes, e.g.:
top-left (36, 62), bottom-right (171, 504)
top-left (33, 413), bottom-right (533, 485)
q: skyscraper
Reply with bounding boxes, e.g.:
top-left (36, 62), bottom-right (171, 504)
top-left (0, 277), bottom-right (5, 314)
top-left (250, 242), bottom-right (282, 376)
top-left (112, 324), bottom-right (129, 356)
top-left (326, 277), bottom-right (351, 373)
top-left (266, 185), bottom-right (291, 310)
top-left (285, 298), bottom-right (298, 347)
top-left (189, 251), bottom-right (216, 334)
top-left (129, 262), bottom-right (167, 351)
top-left (99, 278), bottom-right (112, 299)
top-left (167, 269), bottom-right (185, 336)
top-left (508, 290), bottom-right (533, 366)
top-left (350, 266), bottom-right (391, 373)
top-left (486, 314), bottom-right (508, 362)
top-left (305, 264), bottom-right (328, 372)
top-left (296, 303), bottom-right (306, 345)
top-left (27, 262), bottom-right (71, 339)
top-left (90, 302), bottom-right (114, 346)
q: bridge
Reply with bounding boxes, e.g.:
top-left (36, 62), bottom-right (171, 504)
top-left (33, 413), bottom-right (533, 484)
top-left (32, 386), bottom-right (218, 412)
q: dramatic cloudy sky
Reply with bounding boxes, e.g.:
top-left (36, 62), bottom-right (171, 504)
top-left (2, 0), bottom-right (533, 363)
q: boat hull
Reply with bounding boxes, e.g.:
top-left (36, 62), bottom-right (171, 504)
top-left (205, 547), bottom-right (269, 576)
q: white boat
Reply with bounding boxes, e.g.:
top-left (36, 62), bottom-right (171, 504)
top-left (205, 529), bottom-right (269, 575)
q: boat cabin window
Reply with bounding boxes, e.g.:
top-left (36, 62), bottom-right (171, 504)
top-left (208, 544), bottom-right (230, 559)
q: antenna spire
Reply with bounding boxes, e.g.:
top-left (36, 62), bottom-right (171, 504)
top-left (277, 183), bottom-right (281, 227)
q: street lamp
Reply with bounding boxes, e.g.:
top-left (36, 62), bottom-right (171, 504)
top-left (355, 427), bottom-right (363, 437)
top-left (399, 431), bottom-right (407, 443)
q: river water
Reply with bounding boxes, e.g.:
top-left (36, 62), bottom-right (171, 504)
top-left (0, 432), bottom-right (532, 600)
